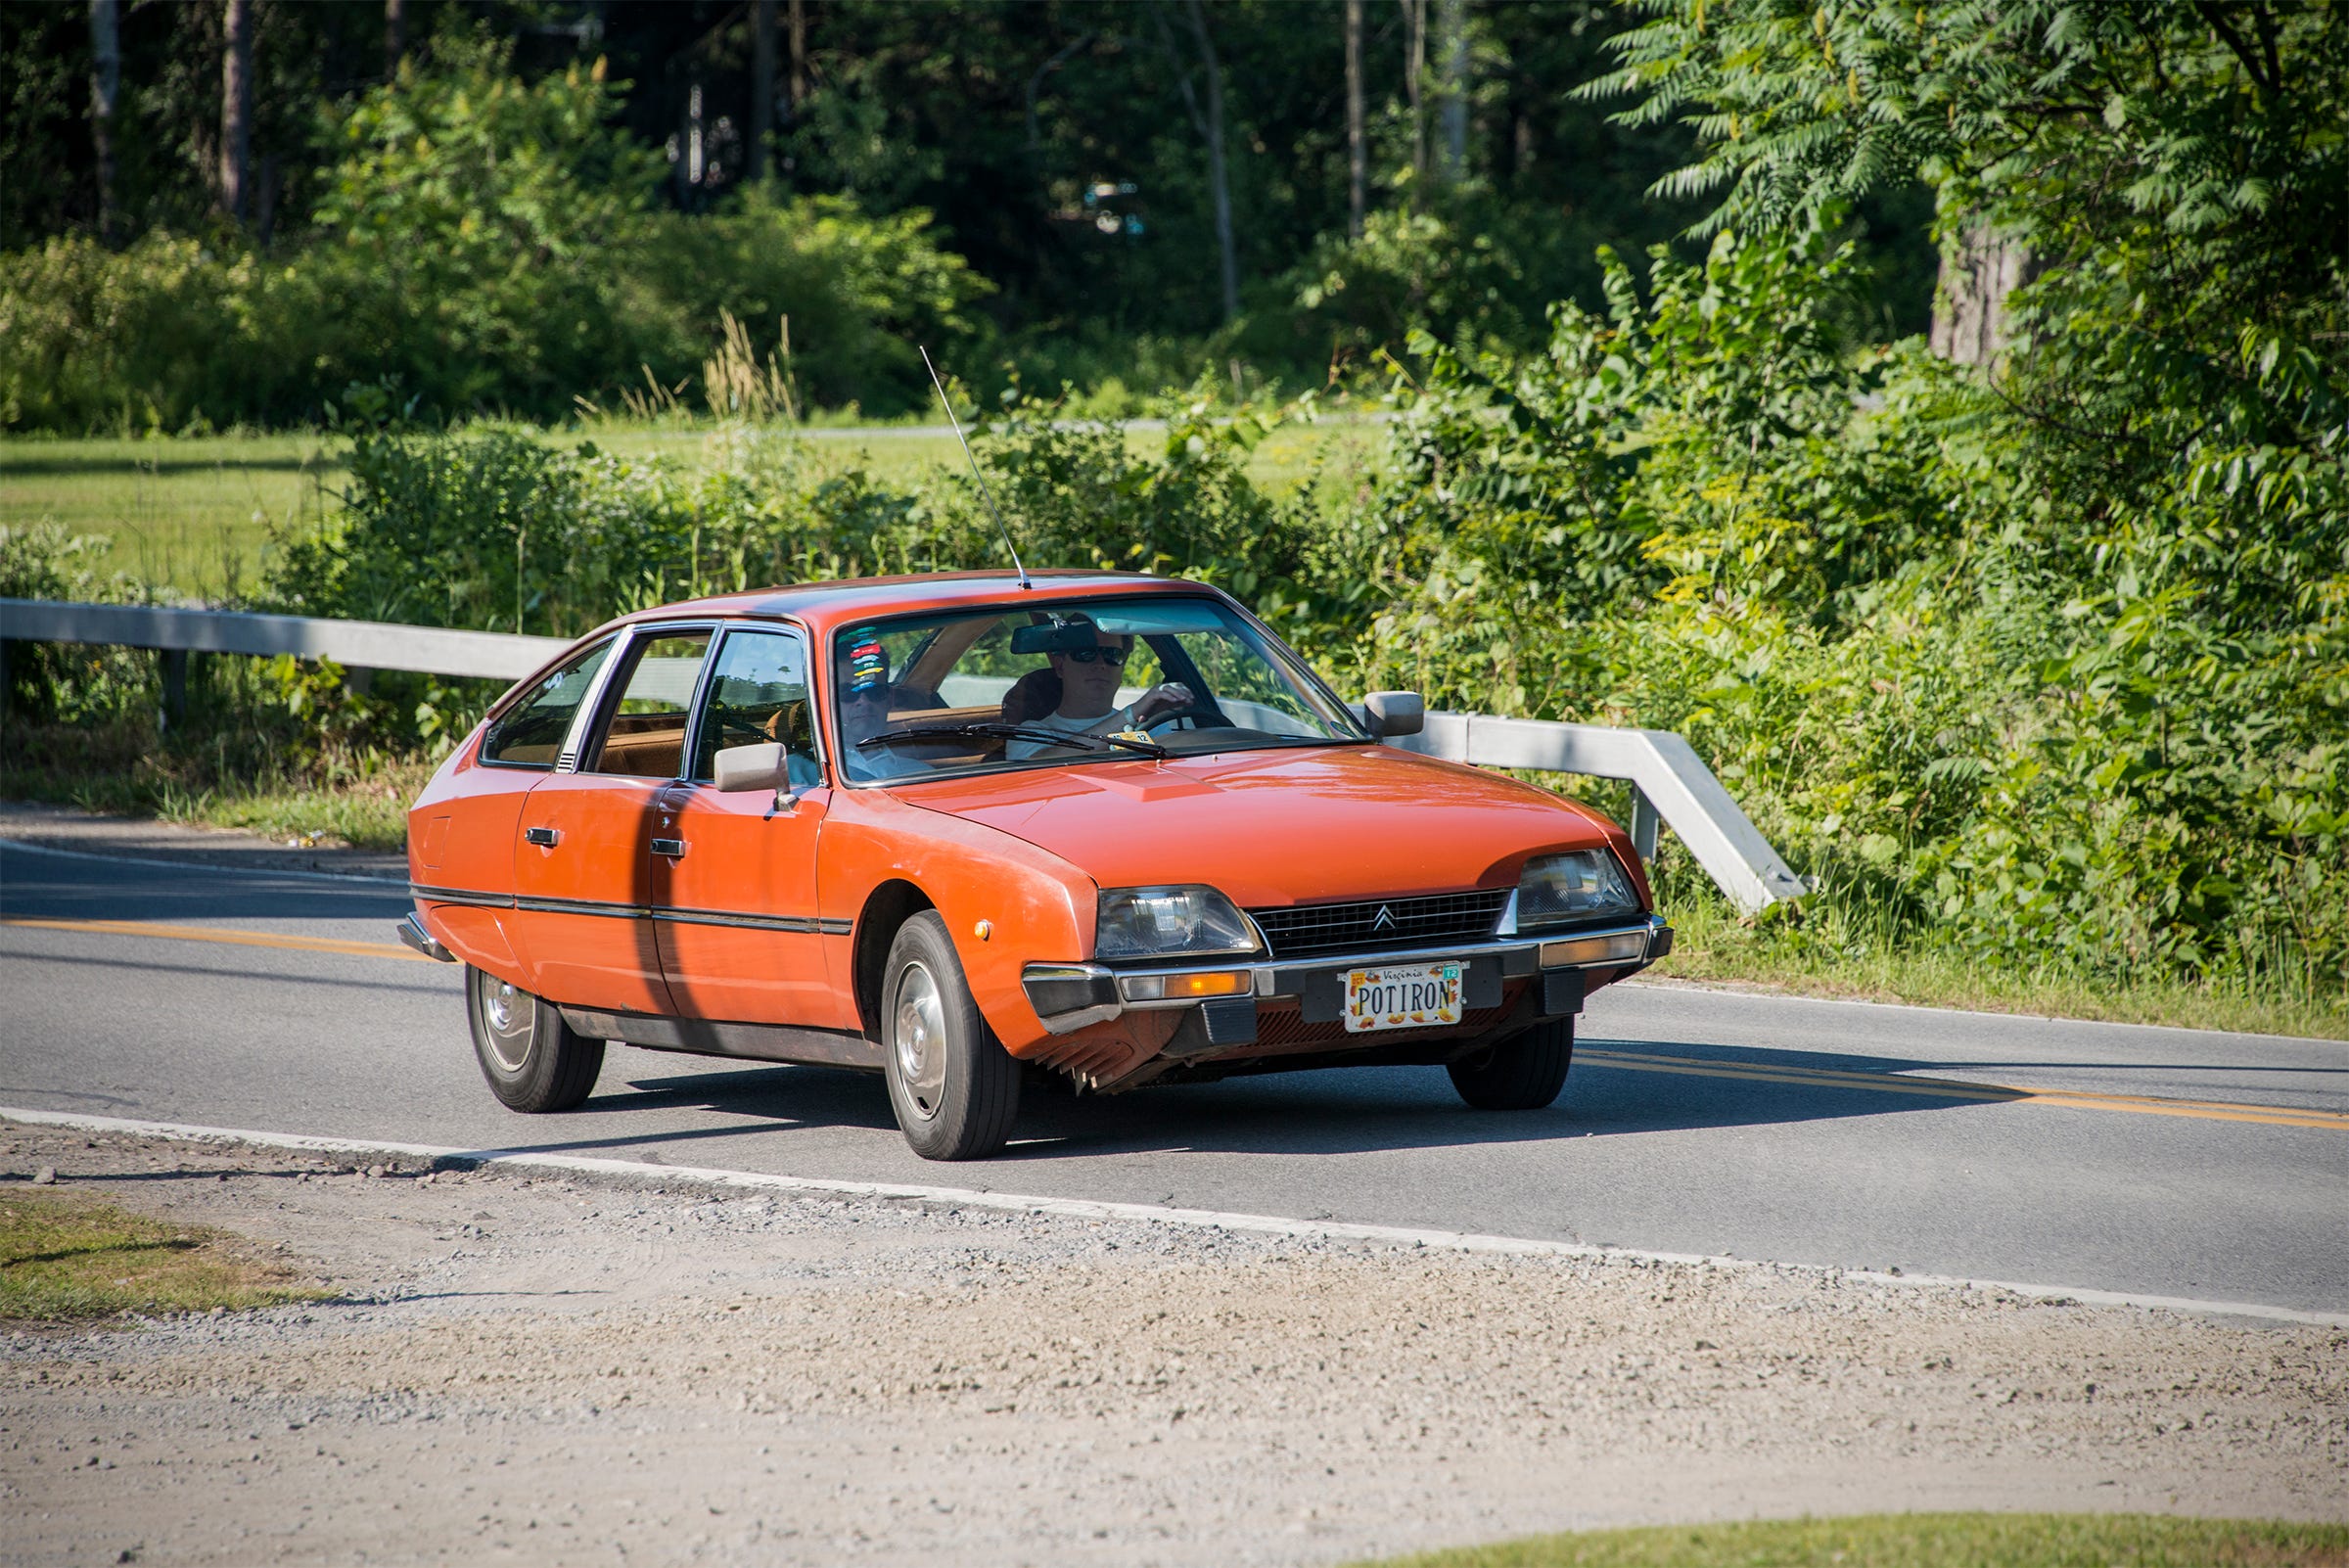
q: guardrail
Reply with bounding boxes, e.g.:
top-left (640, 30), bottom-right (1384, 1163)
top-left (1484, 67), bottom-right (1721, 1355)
top-left (0, 597), bottom-right (1804, 912)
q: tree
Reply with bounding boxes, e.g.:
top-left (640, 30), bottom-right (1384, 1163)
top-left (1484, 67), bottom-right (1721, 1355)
top-left (1588, 2), bottom-right (2349, 378)
top-left (88, 0), bottom-right (118, 243)
top-left (1435, 0), bottom-right (1466, 186)
top-left (385, 0), bottom-right (405, 81)
top-left (1346, 0), bottom-right (1365, 237)
top-left (217, 0), bottom-right (251, 226)
top-left (750, 0), bottom-right (775, 182)
top-left (1162, 0), bottom-right (1240, 322)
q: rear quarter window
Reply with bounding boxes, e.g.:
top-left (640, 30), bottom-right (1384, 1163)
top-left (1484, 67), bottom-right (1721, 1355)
top-left (481, 639), bottom-right (614, 767)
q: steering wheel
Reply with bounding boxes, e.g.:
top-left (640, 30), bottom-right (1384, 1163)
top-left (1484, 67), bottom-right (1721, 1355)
top-left (1139, 703), bottom-right (1229, 733)
top-left (713, 711), bottom-right (775, 748)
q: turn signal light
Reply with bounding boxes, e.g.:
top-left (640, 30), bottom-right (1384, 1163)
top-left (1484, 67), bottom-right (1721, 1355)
top-left (1539, 931), bottom-right (1649, 969)
top-left (1120, 970), bottom-right (1253, 1002)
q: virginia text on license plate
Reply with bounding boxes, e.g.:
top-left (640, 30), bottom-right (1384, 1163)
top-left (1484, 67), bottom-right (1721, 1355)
top-left (1343, 961), bottom-right (1464, 1033)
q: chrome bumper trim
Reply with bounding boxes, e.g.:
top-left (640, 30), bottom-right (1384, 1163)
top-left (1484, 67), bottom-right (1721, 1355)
top-left (395, 912), bottom-right (455, 963)
top-left (1022, 916), bottom-right (1671, 1034)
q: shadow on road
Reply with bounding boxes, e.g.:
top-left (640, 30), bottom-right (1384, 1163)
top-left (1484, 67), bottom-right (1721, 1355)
top-left (479, 1034), bottom-right (2031, 1165)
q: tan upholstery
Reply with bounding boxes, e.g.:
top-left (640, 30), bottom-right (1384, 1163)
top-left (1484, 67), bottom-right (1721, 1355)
top-left (999, 669), bottom-right (1062, 726)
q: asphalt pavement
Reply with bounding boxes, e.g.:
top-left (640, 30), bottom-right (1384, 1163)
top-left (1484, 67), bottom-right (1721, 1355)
top-left (3, 837), bottom-right (2343, 1314)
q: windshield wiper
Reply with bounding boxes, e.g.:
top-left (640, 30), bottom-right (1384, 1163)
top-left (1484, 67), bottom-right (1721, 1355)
top-left (856, 721), bottom-right (1169, 760)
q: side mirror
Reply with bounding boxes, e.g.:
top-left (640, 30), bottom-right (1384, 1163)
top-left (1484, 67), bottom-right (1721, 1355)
top-left (713, 742), bottom-right (788, 793)
top-left (1361, 690), bottom-right (1424, 739)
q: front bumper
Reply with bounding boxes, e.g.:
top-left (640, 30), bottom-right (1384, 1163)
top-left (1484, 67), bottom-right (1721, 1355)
top-left (1022, 914), bottom-right (1675, 1040)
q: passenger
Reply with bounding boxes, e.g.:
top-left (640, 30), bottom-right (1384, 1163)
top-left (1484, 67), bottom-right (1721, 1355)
top-left (1005, 622), bottom-right (1193, 759)
top-left (833, 627), bottom-right (927, 780)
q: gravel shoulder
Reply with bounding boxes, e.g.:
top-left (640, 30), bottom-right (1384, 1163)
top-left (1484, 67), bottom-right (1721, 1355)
top-left (3, 1126), bottom-right (2343, 1568)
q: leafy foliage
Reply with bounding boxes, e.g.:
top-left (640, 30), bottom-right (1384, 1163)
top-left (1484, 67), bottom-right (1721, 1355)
top-left (0, 36), bottom-right (989, 433)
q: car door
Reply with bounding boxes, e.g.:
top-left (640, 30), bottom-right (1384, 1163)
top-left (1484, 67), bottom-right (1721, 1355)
top-left (650, 623), bottom-right (837, 1026)
top-left (410, 633), bottom-right (619, 974)
top-left (509, 624), bottom-right (714, 1016)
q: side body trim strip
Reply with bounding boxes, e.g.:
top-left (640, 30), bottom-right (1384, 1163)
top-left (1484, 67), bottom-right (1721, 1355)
top-left (413, 883), bottom-right (851, 937)
top-left (559, 1007), bottom-right (881, 1070)
top-left (410, 882), bottom-right (513, 909)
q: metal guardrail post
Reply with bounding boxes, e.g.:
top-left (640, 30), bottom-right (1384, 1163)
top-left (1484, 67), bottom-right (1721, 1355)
top-left (161, 649), bottom-right (189, 733)
top-left (1390, 711), bottom-right (1806, 914)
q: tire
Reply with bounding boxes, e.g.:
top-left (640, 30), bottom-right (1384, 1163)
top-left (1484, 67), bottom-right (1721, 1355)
top-left (1447, 1016), bottom-right (1573, 1111)
top-left (466, 964), bottom-right (605, 1113)
top-left (880, 911), bottom-right (1022, 1160)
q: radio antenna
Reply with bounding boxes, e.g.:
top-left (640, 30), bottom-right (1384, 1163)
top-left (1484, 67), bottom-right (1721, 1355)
top-left (921, 346), bottom-right (1031, 591)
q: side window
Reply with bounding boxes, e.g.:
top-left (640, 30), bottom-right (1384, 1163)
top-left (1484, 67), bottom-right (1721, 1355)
top-left (689, 628), bottom-right (818, 783)
top-left (481, 638), bottom-right (615, 767)
top-left (584, 630), bottom-right (713, 779)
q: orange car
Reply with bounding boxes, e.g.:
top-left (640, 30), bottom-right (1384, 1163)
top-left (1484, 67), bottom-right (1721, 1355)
top-left (399, 572), bottom-right (1671, 1159)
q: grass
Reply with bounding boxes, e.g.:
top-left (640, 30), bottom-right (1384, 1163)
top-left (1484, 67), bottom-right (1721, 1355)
top-left (1651, 895), bottom-right (2349, 1042)
top-left (1357, 1514), bottom-right (2349, 1568)
top-left (0, 431), bottom-right (340, 597)
top-left (0, 414), bottom-right (1379, 599)
top-left (0, 709), bottom-right (433, 853)
top-left (0, 1188), bottom-right (327, 1323)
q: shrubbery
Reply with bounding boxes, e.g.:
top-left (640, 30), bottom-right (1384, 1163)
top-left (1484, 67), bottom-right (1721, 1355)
top-left (245, 225), bottom-right (2344, 1000)
top-left (0, 35), bottom-right (987, 433)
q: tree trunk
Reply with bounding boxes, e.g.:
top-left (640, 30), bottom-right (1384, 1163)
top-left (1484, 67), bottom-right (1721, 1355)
top-left (1436, 0), bottom-right (1466, 187)
top-left (1400, 0), bottom-right (1425, 205)
top-left (1180, 0), bottom-right (1240, 323)
top-left (219, 0), bottom-right (252, 226)
top-left (678, 77), bottom-right (705, 208)
top-left (787, 0), bottom-right (807, 119)
top-left (1931, 219), bottom-right (2037, 367)
top-left (89, 0), bottom-right (119, 244)
top-left (750, 0), bottom-right (776, 181)
top-left (1345, 0), bottom-right (1364, 238)
top-left (384, 0), bottom-right (404, 79)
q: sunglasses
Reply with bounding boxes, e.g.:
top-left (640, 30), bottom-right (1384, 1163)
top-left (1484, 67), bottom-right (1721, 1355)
top-left (1062, 645), bottom-right (1129, 667)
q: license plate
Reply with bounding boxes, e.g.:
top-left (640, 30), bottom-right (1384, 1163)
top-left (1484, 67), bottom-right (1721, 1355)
top-left (1343, 962), bottom-right (1462, 1034)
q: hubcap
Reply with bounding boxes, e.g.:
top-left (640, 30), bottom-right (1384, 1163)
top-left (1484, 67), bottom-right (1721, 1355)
top-left (478, 974), bottom-right (533, 1073)
top-left (892, 960), bottom-right (948, 1120)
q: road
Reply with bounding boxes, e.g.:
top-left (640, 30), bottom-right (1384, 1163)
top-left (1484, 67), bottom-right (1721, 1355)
top-left (3, 838), bottom-right (2344, 1315)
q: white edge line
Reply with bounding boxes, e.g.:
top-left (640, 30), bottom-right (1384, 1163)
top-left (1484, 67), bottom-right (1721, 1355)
top-left (7, 1105), bottom-right (2343, 1331)
top-left (1617, 976), bottom-right (2349, 1049)
top-left (0, 836), bottom-right (408, 889)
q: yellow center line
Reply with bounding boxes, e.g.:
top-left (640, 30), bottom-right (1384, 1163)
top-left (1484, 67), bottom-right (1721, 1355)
top-left (1579, 1048), bottom-right (2349, 1131)
top-left (0, 916), bottom-right (433, 963)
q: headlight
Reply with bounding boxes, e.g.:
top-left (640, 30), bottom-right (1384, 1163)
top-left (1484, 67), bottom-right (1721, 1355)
top-left (1094, 886), bottom-right (1260, 960)
top-left (1515, 850), bottom-right (1639, 930)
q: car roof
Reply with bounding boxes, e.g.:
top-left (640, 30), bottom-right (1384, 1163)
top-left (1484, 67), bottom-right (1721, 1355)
top-left (606, 570), bottom-right (1230, 639)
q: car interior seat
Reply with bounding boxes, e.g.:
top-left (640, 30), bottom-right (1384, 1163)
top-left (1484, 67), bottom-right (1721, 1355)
top-left (999, 668), bottom-right (1062, 726)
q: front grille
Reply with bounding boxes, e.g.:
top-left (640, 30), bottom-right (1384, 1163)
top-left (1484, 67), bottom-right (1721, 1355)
top-left (1247, 888), bottom-right (1511, 962)
top-left (1254, 999), bottom-right (1512, 1050)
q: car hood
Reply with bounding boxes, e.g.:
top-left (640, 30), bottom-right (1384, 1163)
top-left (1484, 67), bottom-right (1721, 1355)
top-left (885, 743), bottom-right (1618, 907)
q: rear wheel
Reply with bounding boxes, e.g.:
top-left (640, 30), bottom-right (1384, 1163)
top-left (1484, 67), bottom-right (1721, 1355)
top-left (466, 965), bottom-right (605, 1113)
top-left (1448, 1016), bottom-right (1573, 1111)
top-left (881, 912), bottom-right (1022, 1160)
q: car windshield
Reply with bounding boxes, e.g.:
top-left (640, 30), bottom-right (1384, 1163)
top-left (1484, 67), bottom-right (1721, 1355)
top-left (827, 595), bottom-right (1368, 784)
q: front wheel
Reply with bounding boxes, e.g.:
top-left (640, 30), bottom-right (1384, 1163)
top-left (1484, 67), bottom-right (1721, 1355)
top-left (1447, 1016), bottom-right (1573, 1111)
top-left (466, 965), bottom-right (605, 1113)
top-left (881, 911), bottom-right (1022, 1160)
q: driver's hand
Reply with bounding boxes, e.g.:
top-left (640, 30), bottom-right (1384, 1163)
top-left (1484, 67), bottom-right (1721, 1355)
top-left (1133, 682), bottom-right (1194, 722)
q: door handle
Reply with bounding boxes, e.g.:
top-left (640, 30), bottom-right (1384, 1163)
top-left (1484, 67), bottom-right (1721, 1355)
top-left (651, 838), bottom-right (687, 858)
top-left (524, 826), bottom-right (560, 848)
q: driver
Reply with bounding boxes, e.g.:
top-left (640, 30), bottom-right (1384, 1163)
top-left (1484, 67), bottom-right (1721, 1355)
top-left (1005, 621), bottom-right (1194, 759)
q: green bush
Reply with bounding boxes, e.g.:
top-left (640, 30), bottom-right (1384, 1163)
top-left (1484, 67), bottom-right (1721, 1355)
top-left (1347, 230), bottom-right (2347, 996)
top-left (0, 35), bottom-right (989, 433)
